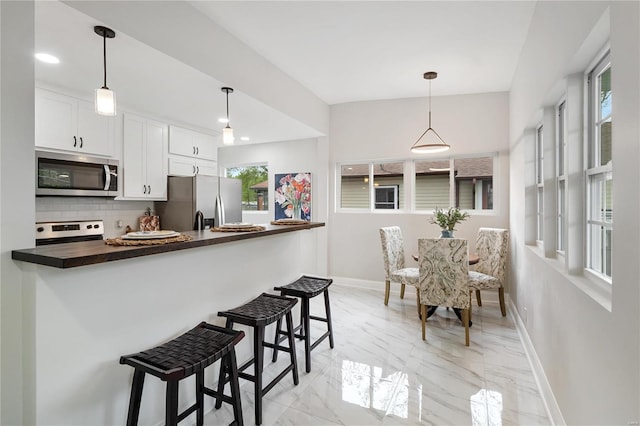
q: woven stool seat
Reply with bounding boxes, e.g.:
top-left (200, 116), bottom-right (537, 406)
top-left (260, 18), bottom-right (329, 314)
top-left (120, 322), bottom-right (244, 426)
top-left (218, 293), bottom-right (297, 326)
top-left (274, 275), bottom-right (333, 298)
top-left (217, 293), bottom-right (299, 425)
top-left (273, 275), bottom-right (334, 373)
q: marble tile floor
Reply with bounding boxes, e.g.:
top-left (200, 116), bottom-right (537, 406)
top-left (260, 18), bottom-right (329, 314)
top-left (204, 282), bottom-right (551, 426)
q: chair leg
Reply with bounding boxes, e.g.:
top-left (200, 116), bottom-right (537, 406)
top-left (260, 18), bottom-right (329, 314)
top-left (324, 290), bottom-right (335, 349)
top-left (462, 308), bottom-right (470, 346)
top-left (254, 325), bottom-right (265, 426)
top-left (400, 283), bottom-right (406, 299)
top-left (272, 317), bottom-right (282, 362)
top-left (475, 290), bottom-right (482, 306)
top-left (499, 287), bottom-right (507, 317)
top-left (384, 280), bottom-right (390, 305)
top-left (125, 369), bottom-right (145, 426)
top-left (166, 381), bottom-right (179, 426)
top-left (415, 287), bottom-right (421, 316)
top-left (301, 297), bottom-right (311, 373)
top-left (196, 371), bottom-right (204, 426)
top-left (226, 349), bottom-right (244, 426)
top-left (421, 304), bottom-right (426, 341)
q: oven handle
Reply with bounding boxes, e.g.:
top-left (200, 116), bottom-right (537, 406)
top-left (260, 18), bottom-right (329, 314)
top-left (103, 165), bottom-right (111, 191)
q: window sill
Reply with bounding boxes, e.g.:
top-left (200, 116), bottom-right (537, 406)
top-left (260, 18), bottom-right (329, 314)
top-left (525, 246), bottom-right (612, 311)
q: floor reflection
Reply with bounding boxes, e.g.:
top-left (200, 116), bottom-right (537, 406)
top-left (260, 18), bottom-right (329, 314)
top-left (340, 359), bottom-right (410, 418)
top-left (471, 388), bottom-right (503, 426)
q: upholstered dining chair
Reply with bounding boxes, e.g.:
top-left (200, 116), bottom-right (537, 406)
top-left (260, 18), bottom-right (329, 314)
top-left (379, 226), bottom-right (419, 313)
top-left (418, 238), bottom-right (471, 346)
top-left (469, 228), bottom-right (509, 317)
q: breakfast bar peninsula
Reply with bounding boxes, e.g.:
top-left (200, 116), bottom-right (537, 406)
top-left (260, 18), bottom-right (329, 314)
top-left (12, 222), bottom-right (325, 425)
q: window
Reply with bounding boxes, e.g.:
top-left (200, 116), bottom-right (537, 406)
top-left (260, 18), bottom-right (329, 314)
top-left (557, 101), bottom-right (566, 252)
top-left (415, 159), bottom-right (450, 210)
top-left (338, 154), bottom-right (495, 212)
top-left (374, 186), bottom-right (399, 209)
top-left (536, 125), bottom-right (544, 241)
top-left (453, 156), bottom-right (494, 210)
top-left (586, 52), bottom-right (612, 279)
top-left (373, 162), bottom-right (404, 210)
top-left (225, 165), bottom-right (269, 211)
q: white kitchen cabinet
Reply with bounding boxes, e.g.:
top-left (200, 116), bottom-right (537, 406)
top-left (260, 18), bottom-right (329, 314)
top-left (123, 113), bottom-right (168, 199)
top-left (169, 125), bottom-right (218, 161)
top-left (35, 88), bottom-right (115, 156)
top-left (168, 155), bottom-right (218, 177)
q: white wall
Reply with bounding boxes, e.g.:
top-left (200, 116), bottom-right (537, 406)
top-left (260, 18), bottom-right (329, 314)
top-left (329, 92), bottom-right (510, 282)
top-left (218, 138), bottom-right (329, 276)
top-left (0, 2), bottom-right (35, 424)
top-left (509, 1), bottom-right (639, 424)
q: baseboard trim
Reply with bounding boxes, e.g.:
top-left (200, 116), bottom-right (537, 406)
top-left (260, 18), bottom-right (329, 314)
top-left (508, 297), bottom-right (566, 426)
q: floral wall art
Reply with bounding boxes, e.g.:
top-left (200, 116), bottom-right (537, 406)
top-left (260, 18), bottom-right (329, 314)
top-left (274, 172), bottom-right (312, 221)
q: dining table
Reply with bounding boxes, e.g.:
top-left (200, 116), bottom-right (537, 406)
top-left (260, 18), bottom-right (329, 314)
top-left (412, 253), bottom-right (480, 265)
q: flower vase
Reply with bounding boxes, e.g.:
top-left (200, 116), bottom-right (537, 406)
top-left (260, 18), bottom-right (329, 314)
top-left (292, 206), bottom-right (302, 220)
top-left (440, 230), bottom-right (454, 238)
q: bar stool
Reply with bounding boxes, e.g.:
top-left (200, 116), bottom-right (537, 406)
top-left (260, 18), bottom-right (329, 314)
top-left (216, 293), bottom-right (299, 425)
top-left (119, 322), bottom-right (244, 426)
top-left (272, 275), bottom-right (334, 373)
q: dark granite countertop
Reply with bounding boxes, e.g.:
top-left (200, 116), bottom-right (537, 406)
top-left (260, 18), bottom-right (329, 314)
top-left (12, 222), bottom-right (325, 269)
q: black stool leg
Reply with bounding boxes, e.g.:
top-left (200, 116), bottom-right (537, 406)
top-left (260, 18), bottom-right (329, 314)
top-left (285, 311), bottom-right (300, 384)
top-left (216, 318), bottom-right (233, 410)
top-left (226, 348), bottom-right (244, 426)
top-left (301, 297), bottom-right (311, 373)
top-left (196, 370), bottom-right (204, 426)
top-left (271, 317), bottom-right (282, 363)
top-left (166, 380), bottom-right (179, 426)
top-left (254, 325), bottom-right (265, 425)
top-left (324, 289), bottom-right (335, 349)
top-left (126, 369), bottom-right (145, 426)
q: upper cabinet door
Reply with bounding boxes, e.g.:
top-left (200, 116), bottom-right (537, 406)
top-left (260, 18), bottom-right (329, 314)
top-left (35, 89), bottom-right (77, 152)
top-left (35, 88), bottom-right (115, 157)
top-left (169, 125), bottom-right (217, 161)
top-left (76, 99), bottom-right (114, 157)
top-left (145, 120), bottom-right (168, 199)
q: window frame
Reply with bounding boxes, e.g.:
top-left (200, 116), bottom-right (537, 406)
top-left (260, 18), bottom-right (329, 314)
top-left (336, 152), bottom-right (498, 214)
top-left (535, 124), bottom-right (544, 243)
top-left (585, 51), bottom-right (612, 282)
top-left (556, 100), bottom-right (567, 254)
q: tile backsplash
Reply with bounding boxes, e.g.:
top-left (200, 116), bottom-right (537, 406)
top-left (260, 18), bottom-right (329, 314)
top-left (36, 197), bottom-right (156, 238)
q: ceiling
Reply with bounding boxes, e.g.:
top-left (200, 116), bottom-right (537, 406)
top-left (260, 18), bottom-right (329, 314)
top-left (35, 1), bottom-right (536, 144)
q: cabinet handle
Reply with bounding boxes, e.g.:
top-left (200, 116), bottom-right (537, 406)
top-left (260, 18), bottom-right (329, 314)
top-left (143, 185), bottom-right (147, 194)
top-left (193, 146), bottom-right (196, 155)
top-left (79, 137), bottom-right (83, 148)
top-left (192, 165), bottom-right (196, 175)
top-left (196, 166), bottom-right (199, 174)
top-left (73, 136), bottom-right (77, 147)
top-left (196, 146), bottom-right (199, 155)
top-left (148, 185), bottom-right (151, 194)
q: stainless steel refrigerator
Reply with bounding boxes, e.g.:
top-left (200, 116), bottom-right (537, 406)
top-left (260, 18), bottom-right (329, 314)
top-left (156, 175), bottom-right (242, 231)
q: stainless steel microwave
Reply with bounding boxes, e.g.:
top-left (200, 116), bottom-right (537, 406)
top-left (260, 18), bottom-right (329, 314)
top-left (36, 151), bottom-right (119, 197)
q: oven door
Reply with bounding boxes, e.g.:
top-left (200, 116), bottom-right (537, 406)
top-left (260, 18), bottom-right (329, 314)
top-left (36, 151), bottom-right (118, 196)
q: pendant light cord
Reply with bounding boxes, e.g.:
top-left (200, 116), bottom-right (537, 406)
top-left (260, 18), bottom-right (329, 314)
top-left (102, 35), bottom-right (108, 89)
top-left (428, 78), bottom-right (432, 128)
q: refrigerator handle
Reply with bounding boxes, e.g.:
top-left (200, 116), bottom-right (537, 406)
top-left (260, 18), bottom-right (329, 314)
top-left (215, 195), bottom-right (225, 227)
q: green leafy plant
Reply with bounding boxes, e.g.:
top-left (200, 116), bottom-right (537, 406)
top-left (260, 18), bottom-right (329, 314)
top-left (430, 207), bottom-right (470, 231)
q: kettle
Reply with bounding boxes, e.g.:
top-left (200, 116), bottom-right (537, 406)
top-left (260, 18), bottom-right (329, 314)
top-left (194, 210), bottom-right (205, 231)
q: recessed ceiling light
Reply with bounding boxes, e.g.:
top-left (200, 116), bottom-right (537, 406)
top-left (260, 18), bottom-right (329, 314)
top-left (218, 118), bottom-right (228, 123)
top-left (429, 167), bottom-right (450, 172)
top-left (240, 136), bottom-right (250, 141)
top-left (35, 53), bottom-right (60, 64)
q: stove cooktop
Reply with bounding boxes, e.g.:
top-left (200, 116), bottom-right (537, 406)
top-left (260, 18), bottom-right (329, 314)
top-left (36, 220), bottom-right (104, 245)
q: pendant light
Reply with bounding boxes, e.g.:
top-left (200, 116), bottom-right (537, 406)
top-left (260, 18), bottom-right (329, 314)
top-left (221, 87), bottom-right (235, 145)
top-left (410, 71), bottom-right (450, 154)
top-left (94, 26), bottom-right (116, 116)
